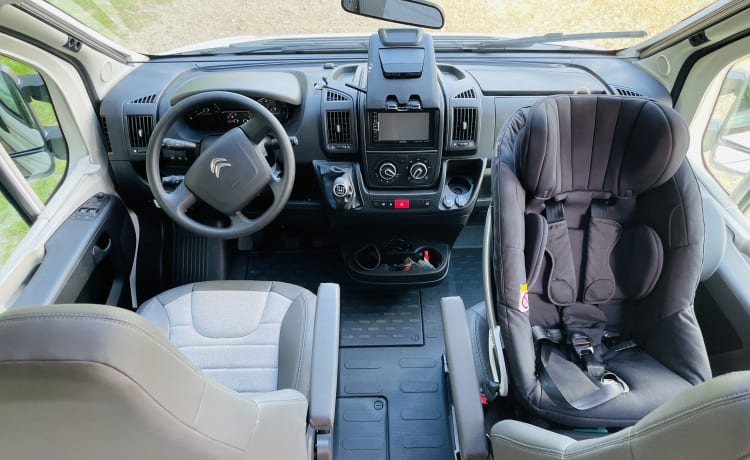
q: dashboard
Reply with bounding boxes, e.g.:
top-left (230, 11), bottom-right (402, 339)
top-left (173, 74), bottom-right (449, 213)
top-left (101, 53), bottom-right (669, 173)
top-left (99, 30), bottom-right (672, 284)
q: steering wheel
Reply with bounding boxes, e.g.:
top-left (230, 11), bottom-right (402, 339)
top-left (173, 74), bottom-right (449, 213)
top-left (146, 91), bottom-right (295, 239)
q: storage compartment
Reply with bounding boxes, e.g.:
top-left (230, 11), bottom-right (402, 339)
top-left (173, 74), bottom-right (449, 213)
top-left (347, 240), bottom-right (449, 285)
top-left (439, 157), bottom-right (485, 211)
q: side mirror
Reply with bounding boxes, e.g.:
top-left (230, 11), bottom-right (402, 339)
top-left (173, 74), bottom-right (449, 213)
top-left (341, 0), bottom-right (444, 29)
top-left (18, 73), bottom-right (52, 104)
top-left (0, 65), bottom-right (56, 179)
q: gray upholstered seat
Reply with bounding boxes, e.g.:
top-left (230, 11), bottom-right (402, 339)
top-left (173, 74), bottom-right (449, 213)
top-left (0, 281), bottom-right (340, 459)
top-left (489, 371), bottom-right (750, 460)
top-left (138, 280), bottom-right (316, 398)
top-left (0, 304), bottom-right (310, 459)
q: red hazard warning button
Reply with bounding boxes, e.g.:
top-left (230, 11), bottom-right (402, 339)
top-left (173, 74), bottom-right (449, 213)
top-left (394, 199), bottom-right (410, 209)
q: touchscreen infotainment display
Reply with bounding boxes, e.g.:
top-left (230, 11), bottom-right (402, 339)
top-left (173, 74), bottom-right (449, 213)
top-left (375, 112), bottom-right (431, 142)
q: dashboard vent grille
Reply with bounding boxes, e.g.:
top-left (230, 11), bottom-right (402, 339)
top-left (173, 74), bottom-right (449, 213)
top-left (130, 93), bottom-right (157, 104)
top-left (612, 86), bottom-right (644, 97)
top-left (326, 111), bottom-right (352, 145)
top-left (100, 116), bottom-right (112, 152)
top-left (455, 88), bottom-right (476, 99)
top-left (326, 90), bottom-right (349, 102)
top-left (452, 107), bottom-right (478, 142)
top-left (127, 115), bottom-right (154, 149)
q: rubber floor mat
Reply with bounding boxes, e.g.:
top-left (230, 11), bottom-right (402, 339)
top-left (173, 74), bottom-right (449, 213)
top-left (339, 288), bottom-right (423, 347)
top-left (232, 248), bottom-right (482, 347)
top-left (235, 248), bottom-right (485, 459)
top-left (233, 250), bottom-right (424, 346)
top-left (334, 397), bottom-right (388, 460)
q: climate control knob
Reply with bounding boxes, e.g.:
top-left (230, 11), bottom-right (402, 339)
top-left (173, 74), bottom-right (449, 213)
top-left (378, 161), bottom-right (398, 181)
top-left (409, 161), bottom-right (429, 180)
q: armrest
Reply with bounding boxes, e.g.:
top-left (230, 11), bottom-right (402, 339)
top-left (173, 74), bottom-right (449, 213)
top-left (244, 389), bottom-right (310, 459)
top-left (308, 283), bottom-right (340, 432)
top-left (441, 296), bottom-right (489, 460)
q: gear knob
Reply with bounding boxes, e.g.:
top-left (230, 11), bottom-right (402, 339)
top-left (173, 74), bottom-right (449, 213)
top-left (332, 174), bottom-right (355, 209)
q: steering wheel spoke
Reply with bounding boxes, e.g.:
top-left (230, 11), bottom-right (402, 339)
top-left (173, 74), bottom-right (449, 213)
top-left (230, 211), bottom-right (256, 228)
top-left (164, 182), bottom-right (197, 212)
top-left (239, 117), bottom-right (270, 144)
top-left (269, 173), bottom-right (286, 199)
top-left (256, 135), bottom-right (274, 161)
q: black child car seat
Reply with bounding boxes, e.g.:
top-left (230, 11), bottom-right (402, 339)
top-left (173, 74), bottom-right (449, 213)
top-left (470, 94), bottom-right (712, 428)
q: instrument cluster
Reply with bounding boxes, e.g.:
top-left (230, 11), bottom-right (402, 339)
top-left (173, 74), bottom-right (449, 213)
top-left (184, 97), bottom-right (291, 129)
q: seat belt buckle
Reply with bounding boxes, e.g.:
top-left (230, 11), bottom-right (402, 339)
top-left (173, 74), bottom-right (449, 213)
top-left (569, 332), bottom-right (594, 358)
top-left (481, 380), bottom-right (501, 403)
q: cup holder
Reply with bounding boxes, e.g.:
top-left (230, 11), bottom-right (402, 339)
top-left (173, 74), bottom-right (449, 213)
top-left (447, 176), bottom-right (471, 196)
top-left (416, 246), bottom-right (443, 269)
top-left (352, 242), bottom-right (446, 274)
top-left (354, 243), bottom-right (381, 271)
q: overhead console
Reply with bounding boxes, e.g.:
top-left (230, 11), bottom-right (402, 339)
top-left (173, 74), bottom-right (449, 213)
top-left (362, 28), bottom-right (444, 189)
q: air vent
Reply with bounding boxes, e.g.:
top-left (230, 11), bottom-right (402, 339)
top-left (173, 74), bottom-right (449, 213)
top-left (612, 86), bottom-right (644, 97)
top-left (100, 116), bottom-right (112, 152)
top-left (325, 111), bottom-right (352, 146)
top-left (326, 90), bottom-right (349, 102)
top-left (455, 88), bottom-right (476, 99)
top-left (130, 93), bottom-right (157, 104)
top-left (127, 115), bottom-right (154, 149)
top-left (452, 107), bottom-right (478, 142)
top-left (321, 88), bottom-right (354, 153)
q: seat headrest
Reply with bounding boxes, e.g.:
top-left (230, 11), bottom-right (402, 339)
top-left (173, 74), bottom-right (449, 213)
top-left (518, 95), bottom-right (689, 199)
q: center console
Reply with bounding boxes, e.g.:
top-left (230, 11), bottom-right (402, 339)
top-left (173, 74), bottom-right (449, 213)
top-left (362, 28), bottom-right (443, 189)
top-left (314, 28), bottom-right (485, 286)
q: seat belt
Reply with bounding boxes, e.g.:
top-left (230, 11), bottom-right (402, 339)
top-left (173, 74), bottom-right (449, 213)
top-left (544, 200), bottom-right (578, 306)
top-left (569, 331), bottom-right (606, 380)
top-left (532, 326), bottom-right (637, 356)
top-left (582, 200), bottom-right (621, 304)
top-left (533, 326), bottom-right (631, 410)
top-left (534, 199), bottom-right (630, 410)
top-left (537, 339), bottom-right (629, 411)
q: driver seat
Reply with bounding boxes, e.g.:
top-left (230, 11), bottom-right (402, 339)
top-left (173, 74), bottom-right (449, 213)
top-left (138, 281), bottom-right (320, 398)
top-left (0, 281), bottom-right (340, 460)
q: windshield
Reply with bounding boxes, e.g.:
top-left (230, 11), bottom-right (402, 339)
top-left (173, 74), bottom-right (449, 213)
top-left (47, 0), bottom-right (715, 55)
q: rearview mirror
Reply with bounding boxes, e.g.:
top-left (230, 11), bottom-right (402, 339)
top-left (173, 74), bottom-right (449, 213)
top-left (341, 0), bottom-right (444, 29)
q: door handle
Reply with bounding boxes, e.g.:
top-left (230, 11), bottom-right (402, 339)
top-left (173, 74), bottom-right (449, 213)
top-left (92, 234), bottom-right (112, 264)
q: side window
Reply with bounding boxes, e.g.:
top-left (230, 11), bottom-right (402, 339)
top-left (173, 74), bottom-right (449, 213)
top-left (0, 194), bottom-right (29, 264)
top-left (702, 57), bottom-right (750, 218)
top-left (0, 55), bottom-right (68, 265)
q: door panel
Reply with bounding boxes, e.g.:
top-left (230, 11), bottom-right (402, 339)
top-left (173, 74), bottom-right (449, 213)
top-left (11, 194), bottom-right (135, 308)
top-left (696, 240), bottom-right (750, 374)
top-left (0, 26), bottom-right (125, 310)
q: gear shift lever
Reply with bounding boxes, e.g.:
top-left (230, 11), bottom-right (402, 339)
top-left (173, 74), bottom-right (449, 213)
top-left (331, 167), bottom-right (355, 210)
